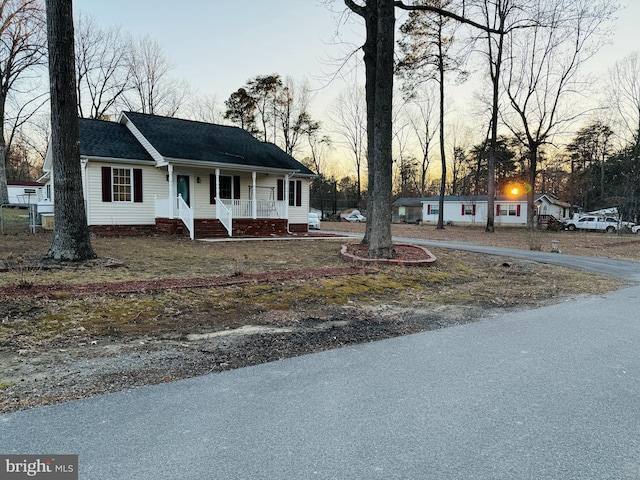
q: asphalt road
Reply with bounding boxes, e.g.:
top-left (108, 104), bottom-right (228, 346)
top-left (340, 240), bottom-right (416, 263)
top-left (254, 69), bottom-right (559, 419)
top-left (2, 239), bottom-right (640, 479)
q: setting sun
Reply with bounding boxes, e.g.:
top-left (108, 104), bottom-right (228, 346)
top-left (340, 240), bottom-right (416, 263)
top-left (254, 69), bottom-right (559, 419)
top-left (510, 187), bottom-right (519, 195)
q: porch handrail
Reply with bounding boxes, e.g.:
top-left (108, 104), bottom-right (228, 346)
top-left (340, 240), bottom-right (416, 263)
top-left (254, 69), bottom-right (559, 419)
top-left (155, 195), bottom-right (172, 219)
top-left (216, 197), bottom-right (233, 236)
top-left (177, 194), bottom-right (194, 240)
top-left (221, 199), bottom-right (285, 219)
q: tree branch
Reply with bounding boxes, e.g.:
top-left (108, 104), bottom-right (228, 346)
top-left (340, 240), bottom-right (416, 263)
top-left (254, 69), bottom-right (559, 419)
top-left (395, 1), bottom-right (502, 34)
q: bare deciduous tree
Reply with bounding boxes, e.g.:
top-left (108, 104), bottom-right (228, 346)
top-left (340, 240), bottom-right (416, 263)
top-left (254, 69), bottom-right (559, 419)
top-left (503, 0), bottom-right (616, 228)
top-left (608, 51), bottom-right (640, 152)
top-left (122, 35), bottom-right (190, 117)
top-left (330, 84), bottom-right (367, 205)
top-left (74, 13), bottom-right (131, 120)
top-left (0, 0), bottom-right (47, 205)
top-left (185, 93), bottom-right (222, 124)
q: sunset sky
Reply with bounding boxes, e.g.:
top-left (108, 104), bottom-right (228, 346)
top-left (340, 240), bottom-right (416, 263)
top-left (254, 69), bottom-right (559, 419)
top-left (71, 0), bottom-right (640, 172)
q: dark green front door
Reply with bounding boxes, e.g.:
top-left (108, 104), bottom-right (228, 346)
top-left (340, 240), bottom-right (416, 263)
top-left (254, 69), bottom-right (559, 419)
top-left (177, 175), bottom-right (190, 206)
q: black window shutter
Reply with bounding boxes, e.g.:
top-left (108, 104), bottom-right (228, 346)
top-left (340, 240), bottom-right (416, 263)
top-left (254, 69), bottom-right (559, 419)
top-left (210, 174), bottom-right (216, 204)
top-left (277, 179), bottom-right (284, 201)
top-left (296, 180), bottom-right (302, 207)
top-left (233, 176), bottom-right (241, 199)
top-left (133, 169), bottom-right (143, 202)
top-left (101, 167), bottom-right (112, 202)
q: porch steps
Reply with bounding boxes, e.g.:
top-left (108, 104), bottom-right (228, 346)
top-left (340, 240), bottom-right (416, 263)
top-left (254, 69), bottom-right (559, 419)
top-left (538, 214), bottom-right (562, 230)
top-left (195, 219), bottom-right (230, 239)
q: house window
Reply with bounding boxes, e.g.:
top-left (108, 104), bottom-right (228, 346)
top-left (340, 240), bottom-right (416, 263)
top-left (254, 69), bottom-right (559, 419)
top-left (289, 180), bottom-right (302, 207)
top-left (508, 205), bottom-right (518, 216)
top-left (462, 204), bottom-right (476, 215)
top-left (112, 168), bottom-right (132, 201)
top-left (209, 174), bottom-right (241, 204)
top-left (219, 176), bottom-right (232, 199)
top-left (101, 166), bottom-right (142, 203)
top-left (427, 204), bottom-right (439, 215)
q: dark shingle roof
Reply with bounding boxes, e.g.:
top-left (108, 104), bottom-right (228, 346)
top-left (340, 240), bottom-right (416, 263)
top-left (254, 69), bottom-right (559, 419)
top-left (122, 111), bottom-right (314, 175)
top-left (79, 118), bottom-right (153, 161)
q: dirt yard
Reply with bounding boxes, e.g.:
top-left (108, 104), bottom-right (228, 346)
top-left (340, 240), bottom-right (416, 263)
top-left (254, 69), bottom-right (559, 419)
top-left (1, 221), bottom-right (636, 413)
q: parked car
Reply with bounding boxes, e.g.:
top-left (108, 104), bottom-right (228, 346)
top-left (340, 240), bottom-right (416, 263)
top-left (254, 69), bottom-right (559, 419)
top-left (564, 216), bottom-right (618, 233)
top-left (308, 212), bottom-right (321, 230)
top-left (343, 213), bottom-right (366, 222)
top-left (632, 225), bottom-right (640, 234)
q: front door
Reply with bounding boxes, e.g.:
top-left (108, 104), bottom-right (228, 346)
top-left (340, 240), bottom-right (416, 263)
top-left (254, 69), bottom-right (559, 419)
top-left (177, 175), bottom-right (190, 206)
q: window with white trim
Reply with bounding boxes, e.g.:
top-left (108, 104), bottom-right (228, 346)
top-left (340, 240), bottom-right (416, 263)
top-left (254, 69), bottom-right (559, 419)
top-left (219, 175), bottom-right (232, 200)
top-left (289, 180), bottom-right (302, 207)
top-left (101, 166), bottom-right (142, 203)
top-left (112, 168), bottom-right (132, 202)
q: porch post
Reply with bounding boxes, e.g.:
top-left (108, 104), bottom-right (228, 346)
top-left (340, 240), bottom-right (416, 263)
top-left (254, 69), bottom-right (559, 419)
top-left (252, 171), bottom-right (257, 219)
top-left (215, 168), bottom-right (220, 204)
top-left (284, 174), bottom-right (290, 221)
top-left (168, 164), bottom-right (174, 218)
top-left (81, 159), bottom-right (88, 222)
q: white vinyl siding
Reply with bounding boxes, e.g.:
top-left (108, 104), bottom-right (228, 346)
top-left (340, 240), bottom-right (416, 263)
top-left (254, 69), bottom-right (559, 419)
top-left (85, 162), bottom-right (162, 226)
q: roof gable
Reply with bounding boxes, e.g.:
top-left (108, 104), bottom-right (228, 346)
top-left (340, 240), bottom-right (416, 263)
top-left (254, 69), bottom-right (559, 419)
top-left (79, 118), bottom-right (153, 161)
top-left (121, 111), bottom-right (314, 175)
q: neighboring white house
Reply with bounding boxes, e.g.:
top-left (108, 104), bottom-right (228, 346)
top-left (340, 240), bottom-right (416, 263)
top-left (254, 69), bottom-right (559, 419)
top-left (6, 181), bottom-right (45, 205)
top-left (534, 194), bottom-right (571, 222)
top-left (42, 112), bottom-right (316, 239)
top-left (393, 193), bottom-right (570, 227)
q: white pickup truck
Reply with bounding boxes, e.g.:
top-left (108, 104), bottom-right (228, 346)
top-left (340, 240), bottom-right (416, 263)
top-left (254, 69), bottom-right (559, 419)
top-left (564, 215), bottom-right (619, 233)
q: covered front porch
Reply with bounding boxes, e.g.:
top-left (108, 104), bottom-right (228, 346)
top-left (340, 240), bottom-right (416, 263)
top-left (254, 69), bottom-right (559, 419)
top-left (153, 165), bottom-right (298, 239)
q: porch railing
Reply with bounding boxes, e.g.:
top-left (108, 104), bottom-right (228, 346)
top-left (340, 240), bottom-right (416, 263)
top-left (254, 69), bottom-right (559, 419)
top-left (216, 197), bottom-right (233, 237)
top-left (177, 194), bottom-right (194, 240)
top-left (220, 199), bottom-right (285, 219)
top-left (155, 196), bottom-right (172, 219)
top-left (154, 196), bottom-right (285, 239)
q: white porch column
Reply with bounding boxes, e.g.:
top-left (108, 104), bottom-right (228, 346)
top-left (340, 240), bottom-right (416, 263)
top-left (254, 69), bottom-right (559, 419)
top-left (252, 171), bottom-right (257, 219)
top-left (168, 164), bottom-right (174, 218)
top-left (284, 174), bottom-right (290, 221)
top-left (81, 159), bottom-right (89, 223)
top-left (215, 168), bottom-right (220, 200)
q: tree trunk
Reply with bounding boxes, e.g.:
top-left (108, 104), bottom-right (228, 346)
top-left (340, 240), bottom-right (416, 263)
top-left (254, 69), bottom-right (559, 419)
top-left (0, 86), bottom-right (10, 205)
top-left (45, 0), bottom-right (96, 261)
top-left (437, 21), bottom-right (446, 230)
top-left (361, 0), bottom-right (378, 248)
top-left (486, 10), bottom-right (506, 233)
top-left (527, 144), bottom-right (538, 229)
top-left (367, 0), bottom-right (395, 258)
top-left (0, 128), bottom-right (7, 205)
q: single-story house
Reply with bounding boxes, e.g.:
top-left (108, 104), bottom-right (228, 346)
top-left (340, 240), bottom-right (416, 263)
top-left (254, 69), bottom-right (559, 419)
top-left (6, 181), bottom-right (45, 205)
top-left (535, 194), bottom-right (571, 222)
top-left (42, 111), bottom-right (316, 239)
top-left (393, 193), bottom-right (571, 227)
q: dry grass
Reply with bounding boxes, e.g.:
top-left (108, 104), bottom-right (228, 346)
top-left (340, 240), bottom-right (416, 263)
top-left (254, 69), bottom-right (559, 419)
top-left (0, 226), bottom-right (626, 343)
top-left (1, 218), bottom-right (631, 413)
top-left (327, 221), bottom-right (640, 261)
top-left (0, 232), bottom-right (348, 287)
